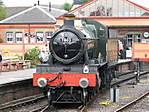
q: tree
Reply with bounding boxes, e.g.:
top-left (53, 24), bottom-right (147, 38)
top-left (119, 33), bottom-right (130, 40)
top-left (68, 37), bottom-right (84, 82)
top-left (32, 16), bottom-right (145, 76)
top-left (73, 0), bottom-right (89, 5)
top-left (24, 47), bottom-right (40, 67)
top-left (82, 0), bottom-right (89, 4)
top-left (61, 3), bottom-right (73, 11)
top-left (0, 0), bottom-right (6, 20)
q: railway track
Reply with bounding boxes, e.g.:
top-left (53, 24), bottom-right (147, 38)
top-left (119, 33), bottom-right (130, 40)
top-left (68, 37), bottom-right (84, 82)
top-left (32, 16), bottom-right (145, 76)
top-left (0, 71), bottom-right (148, 112)
top-left (0, 94), bottom-right (47, 112)
top-left (31, 105), bottom-right (50, 112)
top-left (31, 92), bottom-right (102, 112)
top-left (33, 104), bottom-right (84, 112)
top-left (80, 71), bottom-right (149, 112)
top-left (115, 91), bottom-right (149, 112)
top-left (111, 71), bottom-right (149, 87)
top-left (80, 90), bottom-right (107, 112)
top-left (0, 79), bottom-right (41, 105)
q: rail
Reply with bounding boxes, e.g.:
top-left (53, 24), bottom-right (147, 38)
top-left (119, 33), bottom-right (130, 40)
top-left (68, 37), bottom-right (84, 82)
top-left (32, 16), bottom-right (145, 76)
top-left (111, 71), bottom-right (149, 87)
top-left (115, 91), bottom-right (149, 112)
top-left (80, 71), bottom-right (149, 112)
top-left (0, 94), bottom-right (46, 112)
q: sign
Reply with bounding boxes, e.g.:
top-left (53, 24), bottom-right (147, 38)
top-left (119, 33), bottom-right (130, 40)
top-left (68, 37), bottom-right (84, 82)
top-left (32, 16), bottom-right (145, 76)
top-left (143, 32), bottom-right (149, 38)
top-left (142, 39), bottom-right (149, 43)
top-left (126, 50), bottom-right (132, 58)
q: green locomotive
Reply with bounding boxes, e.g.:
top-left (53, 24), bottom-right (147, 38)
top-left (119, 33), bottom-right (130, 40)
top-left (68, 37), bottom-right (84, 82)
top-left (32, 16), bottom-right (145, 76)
top-left (33, 15), bottom-right (118, 105)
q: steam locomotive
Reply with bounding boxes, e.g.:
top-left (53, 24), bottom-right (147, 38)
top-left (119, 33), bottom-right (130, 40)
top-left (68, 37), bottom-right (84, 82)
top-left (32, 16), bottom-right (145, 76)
top-left (33, 15), bottom-right (118, 105)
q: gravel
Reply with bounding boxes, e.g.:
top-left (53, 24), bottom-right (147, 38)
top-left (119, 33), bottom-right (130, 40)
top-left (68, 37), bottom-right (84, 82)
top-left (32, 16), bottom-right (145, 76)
top-left (88, 74), bottom-right (149, 112)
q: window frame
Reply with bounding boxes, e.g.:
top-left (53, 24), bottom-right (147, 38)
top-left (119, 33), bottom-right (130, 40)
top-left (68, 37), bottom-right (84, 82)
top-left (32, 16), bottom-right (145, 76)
top-left (6, 32), bottom-right (13, 43)
top-left (36, 32), bottom-right (44, 43)
top-left (126, 33), bottom-right (141, 47)
top-left (15, 32), bottom-right (23, 43)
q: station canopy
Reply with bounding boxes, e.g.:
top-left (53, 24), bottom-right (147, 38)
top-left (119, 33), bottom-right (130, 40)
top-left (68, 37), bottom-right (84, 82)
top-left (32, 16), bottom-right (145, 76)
top-left (67, 0), bottom-right (149, 17)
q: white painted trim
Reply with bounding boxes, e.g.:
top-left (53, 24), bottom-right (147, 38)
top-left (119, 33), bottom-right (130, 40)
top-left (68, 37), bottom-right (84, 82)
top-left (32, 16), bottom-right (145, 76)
top-left (37, 6), bottom-right (56, 22)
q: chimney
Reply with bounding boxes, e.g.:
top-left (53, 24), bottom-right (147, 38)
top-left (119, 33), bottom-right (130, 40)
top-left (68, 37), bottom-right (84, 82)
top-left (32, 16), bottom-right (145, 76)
top-left (63, 14), bottom-right (75, 26)
top-left (37, 0), bottom-right (40, 5)
top-left (49, 2), bottom-right (51, 12)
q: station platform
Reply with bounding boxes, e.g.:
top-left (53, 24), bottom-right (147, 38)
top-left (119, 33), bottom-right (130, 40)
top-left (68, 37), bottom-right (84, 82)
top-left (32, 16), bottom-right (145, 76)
top-left (118, 59), bottom-right (132, 64)
top-left (0, 59), bottom-right (132, 85)
top-left (0, 68), bottom-right (35, 85)
top-left (109, 59), bottom-right (132, 67)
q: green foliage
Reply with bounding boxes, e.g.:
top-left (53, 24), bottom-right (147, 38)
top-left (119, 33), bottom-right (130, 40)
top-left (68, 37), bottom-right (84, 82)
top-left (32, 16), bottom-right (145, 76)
top-left (82, 0), bottom-right (89, 4)
top-left (61, 3), bottom-right (73, 11)
top-left (0, 0), bottom-right (6, 20)
top-left (14, 54), bottom-right (23, 60)
top-left (24, 47), bottom-right (40, 67)
top-left (74, 0), bottom-right (89, 4)
top-left (0, 38), bottom-right (3, 43)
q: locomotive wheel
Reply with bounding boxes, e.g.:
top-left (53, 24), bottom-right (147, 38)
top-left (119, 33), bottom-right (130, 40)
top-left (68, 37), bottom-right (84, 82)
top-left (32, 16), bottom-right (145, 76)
top-left (88, 89), bottom-right (93, 101)
top-left (82, 89), bottom-right (88, 105)
top-left (82, 97), bottom-right (86, 105)
top-left (96, 74), bottom-right (101, 93)
top-left (47, 91), bottom-right (52, 106)
top-left (106, 69), bottom-right (112, 88)
top-left (82, 95), bottom-right (88, 105)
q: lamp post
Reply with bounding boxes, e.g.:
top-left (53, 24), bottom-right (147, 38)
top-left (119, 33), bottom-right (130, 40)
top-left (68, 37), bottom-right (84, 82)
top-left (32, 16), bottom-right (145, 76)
top-left (23, 24), bottom-right (31, 60)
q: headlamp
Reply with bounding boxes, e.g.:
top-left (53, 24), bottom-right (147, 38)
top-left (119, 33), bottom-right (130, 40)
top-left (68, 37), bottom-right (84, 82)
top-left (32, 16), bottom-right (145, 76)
top-left (37, 78), bottom-right (47, 87)
top-left (79, 78), bottom-right (89, 88)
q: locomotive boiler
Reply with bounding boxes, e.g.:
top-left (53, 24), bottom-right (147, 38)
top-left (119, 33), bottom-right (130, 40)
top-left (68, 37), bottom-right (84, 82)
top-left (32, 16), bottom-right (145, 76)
top-left (33, 15), bottom-right (118, 105)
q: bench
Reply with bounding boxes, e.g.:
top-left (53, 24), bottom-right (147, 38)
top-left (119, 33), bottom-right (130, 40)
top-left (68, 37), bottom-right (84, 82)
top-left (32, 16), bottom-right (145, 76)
top-left (22, 60), bottom-right (31, 69)
top-left (0, 56), bottom-right (19, 72)
top-left (18, 60), bottom-right (31, 69)
top-left (0, 60), bottom-right (10, 72)
top-left (0, 56), bottom-right (31, 72)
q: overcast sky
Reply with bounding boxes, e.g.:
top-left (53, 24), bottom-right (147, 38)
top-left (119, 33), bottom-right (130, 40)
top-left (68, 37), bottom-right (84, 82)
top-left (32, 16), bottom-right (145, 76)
top-left (2, 0), bottom-right (149, 8)
top-left (2, 0), bottom-right (73, 6)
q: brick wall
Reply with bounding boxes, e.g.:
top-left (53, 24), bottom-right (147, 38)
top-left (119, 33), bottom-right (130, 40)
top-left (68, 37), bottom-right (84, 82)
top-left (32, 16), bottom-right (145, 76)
top-left (0, 24), bottom-right (55, 43)
top-left (0, 43), bottom-right (45, 56)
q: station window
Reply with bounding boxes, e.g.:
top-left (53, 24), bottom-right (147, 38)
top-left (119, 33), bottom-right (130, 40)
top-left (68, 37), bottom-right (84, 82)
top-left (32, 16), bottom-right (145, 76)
top-left (15, 32), bottom-right (23, 43)
top-left (6, 32), bottom-right (13, 43)
top-left (36, 32), bottom-right (44, 43)
top-left (135, 34), bottom-right (141, 42)
top-left (126, 34), bottom-right (141, 47)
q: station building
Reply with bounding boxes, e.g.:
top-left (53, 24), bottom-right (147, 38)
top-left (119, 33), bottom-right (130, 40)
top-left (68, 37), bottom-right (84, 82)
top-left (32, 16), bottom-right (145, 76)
top-left (58, 0), bottom-right (149, 58)
top-left (1, 0), bottom-right (149, 58)
top-left (0, 5), bottom-right (66, 56)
